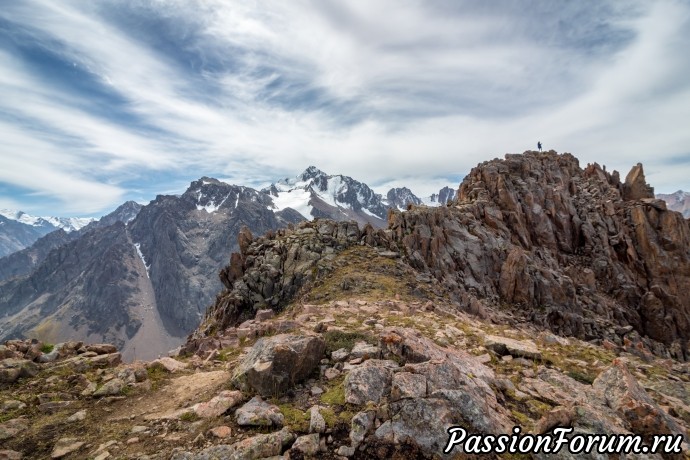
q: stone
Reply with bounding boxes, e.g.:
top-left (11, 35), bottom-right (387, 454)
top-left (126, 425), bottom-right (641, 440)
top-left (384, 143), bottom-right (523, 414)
top-left (350, 341), bottom-right (381, 360)
top-left (324, 368), bottom-right (341, 380)
top-left (337, 445), bottom-right (356, 457)
top-left (331, 348), bottom-right (349, 362)
top-left (310, 386), bottom-right (323, 396)
top-left (0, 418), bottom-right (27, 441)
top-left (350, 410), bottom-right (375, 447)
top-left (0, 400), bottom-right (26, 412)
top-left (390, 372), bottom-right (427, 401)
top-left (51, 438), bottom-right (85, 458)
top-left (190, 390), bottom-right (243, 418)
top-left (93, 452), bottom-right (110, 460)
top-left (235, 396), bottom-right (284, 427)
top-left (170, 427), bottom-right (294, 460)
top-left (484, 335), bottom-right (542, 360)
top-left (81, 382), bottom-right (98, 397)
top-left (0, 359), bottom-right (39, 382)
top-left (309, 406), bottom-right (326, 434)
top-left (0, 450), bottom-right (22, 460)
top-left (231, 334), bottom-right (325, 397)
top-left (37, 348), bottom-right (60, 363)
top-left (131, 426), bottom-right (148, 434)
top-left (623, 163), bottom-right (654, 201)
top-left (86, 344), bottom-right (118, 355)
top-left (255, 309), bottom-right (275, 322)
top-left (146, 357), bottom-right (188, 373)
top-left (344, 360), bottom-right (397, 405)
top-left (38, 401), bottom-right (74, 414)
top-left (291, 433), bottom-right (320, 456)
top-left (66, 410), bottom-right (87, 422)
top-left (209, 425), bottom-right (232, 438)
top-left (93, 378), bottom-right (125, 397)
top-left (593, 359), bottom-right (686, 439)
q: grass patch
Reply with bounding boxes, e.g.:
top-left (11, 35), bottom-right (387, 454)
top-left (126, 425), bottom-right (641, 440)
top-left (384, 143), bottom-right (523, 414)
top-left (179, 411), bottom-right (199, 422)
top-left (302, 246), bottom-right (446, 305)
top-left (40, 343), bottom-right (54, 354)
top-left (279, 404), bottom-right (310, 432)
top-left (323, 330), bottom-right (375, 355)
top-left (320, 378), bottom-right (346, 406)
top-left (146, 366), bottom-right (167, 390)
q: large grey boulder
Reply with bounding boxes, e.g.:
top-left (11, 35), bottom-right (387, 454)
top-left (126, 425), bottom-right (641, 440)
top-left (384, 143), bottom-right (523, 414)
top-left (231, 334), bottom-right (325, 397)
top-left (170, 427), bottom-right (294, 460)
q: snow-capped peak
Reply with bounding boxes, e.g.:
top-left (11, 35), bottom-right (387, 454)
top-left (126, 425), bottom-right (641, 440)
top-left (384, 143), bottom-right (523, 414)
top-left (0, 209), bottom-right (95, 232)
top-left (263, 167), bottom-right (387, 221)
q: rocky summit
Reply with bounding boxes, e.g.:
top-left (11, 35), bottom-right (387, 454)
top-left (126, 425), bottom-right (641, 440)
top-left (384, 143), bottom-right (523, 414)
top-left (1, 150), bottom-right (689, 459)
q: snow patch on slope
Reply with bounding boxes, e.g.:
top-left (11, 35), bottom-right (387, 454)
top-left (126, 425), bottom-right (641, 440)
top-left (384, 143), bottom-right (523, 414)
top-left (134, 243), bottom-right (151, 278)
top-left (270, 188), bottom-right (313, 219)
top-left (195, 192), bottom-right (232, 214)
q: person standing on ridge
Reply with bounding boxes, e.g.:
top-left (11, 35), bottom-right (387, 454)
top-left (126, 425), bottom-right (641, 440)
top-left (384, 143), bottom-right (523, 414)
top-left (537, 141), bottom-right (542, 152)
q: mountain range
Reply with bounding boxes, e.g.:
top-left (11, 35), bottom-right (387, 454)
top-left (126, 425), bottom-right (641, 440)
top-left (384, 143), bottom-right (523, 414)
top-left (0, 209), bottom-right (94, 257)
top-left (264, 166), bottom-right (454, 227)
top-left (0, 168), bottom-right (454, 360)
top-left (1, 152), bottom-right (690, 459)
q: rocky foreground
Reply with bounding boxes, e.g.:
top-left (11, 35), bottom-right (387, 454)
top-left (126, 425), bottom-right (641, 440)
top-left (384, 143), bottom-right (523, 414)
top-left (1, 295), bottom-right (689, 459)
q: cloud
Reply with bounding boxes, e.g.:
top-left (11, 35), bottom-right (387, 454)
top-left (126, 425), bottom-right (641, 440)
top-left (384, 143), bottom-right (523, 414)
top-left (0, 0), bottom-right (689, 216)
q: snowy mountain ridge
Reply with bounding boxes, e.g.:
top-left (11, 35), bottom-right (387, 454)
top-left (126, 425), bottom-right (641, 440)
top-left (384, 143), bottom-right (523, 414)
top-left (0, 209), bottom-right (94, 232)
top-left (263, 166), bottom-right (456, 226)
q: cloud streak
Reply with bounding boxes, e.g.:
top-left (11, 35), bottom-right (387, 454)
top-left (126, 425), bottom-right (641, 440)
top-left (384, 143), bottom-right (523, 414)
top-left (1, 0), bottom-right (689, 215)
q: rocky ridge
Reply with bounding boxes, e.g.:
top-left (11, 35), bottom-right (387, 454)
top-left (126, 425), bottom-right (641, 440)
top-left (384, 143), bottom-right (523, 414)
top-left (195, 151), bottom-right (690, 361)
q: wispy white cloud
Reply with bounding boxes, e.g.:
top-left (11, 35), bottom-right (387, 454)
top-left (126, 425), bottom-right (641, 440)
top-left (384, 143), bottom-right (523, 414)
top-left (0, 0), bottom-right (689, 216)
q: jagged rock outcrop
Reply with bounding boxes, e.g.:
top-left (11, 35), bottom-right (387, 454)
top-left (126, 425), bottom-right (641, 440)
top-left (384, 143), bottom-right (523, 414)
top-left (388, 151), bottom-right (690, 359)
top-left (197, 151), bottom-right (690, 361)
top-left (623, 163), bottom-right (654, 201)
top-left (200, 219), bottom-right (380, 334)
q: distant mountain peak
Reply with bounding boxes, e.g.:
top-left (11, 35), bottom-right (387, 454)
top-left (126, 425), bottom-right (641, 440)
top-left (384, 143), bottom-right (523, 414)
top-left (300, 166), bottom-right (327, 181)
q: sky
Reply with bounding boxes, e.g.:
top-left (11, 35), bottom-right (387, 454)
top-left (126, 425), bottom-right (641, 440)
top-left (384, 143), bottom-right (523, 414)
top-left (1, 0), bottom-right (689, 217)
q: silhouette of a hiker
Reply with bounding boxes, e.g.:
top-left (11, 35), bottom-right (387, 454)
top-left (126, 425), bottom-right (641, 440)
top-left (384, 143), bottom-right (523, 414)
top-left (537, 141), bottom-right (542, 152)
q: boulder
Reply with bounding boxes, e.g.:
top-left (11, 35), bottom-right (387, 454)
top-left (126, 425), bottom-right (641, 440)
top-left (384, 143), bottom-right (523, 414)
top-left (93, 378), bottom-right (125, 397)
top-left (231, 334), bottom-right (325, 396)
top-left (309, 405), bottom-right (326, 434)
top-left (484, 335), bottom-right (542, 360)
top-left (235, 396), bottom-right (284, 427)
top-left (344, 360), bottom-right (397, 405)
top-left (0, 418), bottom-right (27, 441)
top-left (51, 438), bottom-right (85, 459)
top-left (190, 390), bottom-right (243, 418)
top-left (593, 360), bottom-right (687, 440)
top-left (170, 427), bottom-right (294, 460)
top-left (0, 359), bottom-right (39, 383)
top-left (291, 433), bottom-right (320, 456)
top-left (146, 357), bottom-right (188, 373)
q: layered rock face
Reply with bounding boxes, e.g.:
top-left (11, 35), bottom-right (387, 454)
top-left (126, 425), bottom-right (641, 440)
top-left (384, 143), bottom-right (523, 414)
top-left (389, 151), bottom-right (690, 358)
top-left (199, 151), bottom-right (690, 360)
